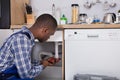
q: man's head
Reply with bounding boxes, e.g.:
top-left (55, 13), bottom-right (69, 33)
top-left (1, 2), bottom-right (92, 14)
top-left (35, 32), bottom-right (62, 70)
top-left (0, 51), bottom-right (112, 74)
top-left (30, 14), bottom-right (57, 42)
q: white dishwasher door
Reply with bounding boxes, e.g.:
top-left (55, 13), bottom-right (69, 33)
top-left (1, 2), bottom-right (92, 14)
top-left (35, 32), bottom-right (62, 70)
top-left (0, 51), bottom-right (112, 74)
top-left (64, 29), bottom-right (120, 80)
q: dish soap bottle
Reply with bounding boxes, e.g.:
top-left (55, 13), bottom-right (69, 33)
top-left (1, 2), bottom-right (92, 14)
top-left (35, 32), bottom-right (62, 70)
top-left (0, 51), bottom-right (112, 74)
top-left (60, 14), bottom-right (67, 25)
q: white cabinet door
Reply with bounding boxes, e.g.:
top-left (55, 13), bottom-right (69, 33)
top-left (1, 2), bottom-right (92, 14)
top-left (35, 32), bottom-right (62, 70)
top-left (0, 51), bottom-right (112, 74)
top-left (0, 29), bottom-right (13, 47)
top-left (64, 29), bottom-right (120, 80)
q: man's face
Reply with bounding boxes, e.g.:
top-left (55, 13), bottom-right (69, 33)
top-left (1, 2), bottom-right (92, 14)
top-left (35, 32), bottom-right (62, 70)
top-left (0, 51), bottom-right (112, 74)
top-left (38, 27), bottom-right (56, 42)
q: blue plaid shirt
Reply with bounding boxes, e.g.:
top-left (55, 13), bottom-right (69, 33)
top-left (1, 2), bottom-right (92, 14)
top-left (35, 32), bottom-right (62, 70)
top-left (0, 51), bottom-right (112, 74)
top-left (0, 26), bottom-right (43, 78)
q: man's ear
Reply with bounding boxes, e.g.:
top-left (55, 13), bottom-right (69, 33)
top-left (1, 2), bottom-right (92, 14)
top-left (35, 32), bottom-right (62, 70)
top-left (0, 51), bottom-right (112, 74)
top-left (41, 27), bottom-right (49, 33)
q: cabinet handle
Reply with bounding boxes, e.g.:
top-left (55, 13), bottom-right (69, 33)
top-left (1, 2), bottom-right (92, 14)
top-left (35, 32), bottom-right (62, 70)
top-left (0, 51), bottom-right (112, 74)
top-left (87, 35), bottom-right (99, 38)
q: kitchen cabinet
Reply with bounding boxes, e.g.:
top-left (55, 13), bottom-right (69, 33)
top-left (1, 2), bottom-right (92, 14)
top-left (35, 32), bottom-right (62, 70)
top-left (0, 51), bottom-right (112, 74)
top-left (10, 24), bottom-right (120, 80)
top-left (0, 28), bottom-right (63, 80)
top-left (31, 30), bottom-right (63, 80)
top-left (0, 0), bottom-right (10, 29)
top-left (10, 0), bottom-right (30, 25)
top-left (12, 26), bottom-right (64, 80)
top-left (33, 42), bottom-right (62, 80)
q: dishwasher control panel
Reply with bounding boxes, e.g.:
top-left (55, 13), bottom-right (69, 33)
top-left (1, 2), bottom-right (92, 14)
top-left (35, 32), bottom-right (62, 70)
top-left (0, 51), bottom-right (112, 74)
top-left (64, 29), bottom-right (120, 41)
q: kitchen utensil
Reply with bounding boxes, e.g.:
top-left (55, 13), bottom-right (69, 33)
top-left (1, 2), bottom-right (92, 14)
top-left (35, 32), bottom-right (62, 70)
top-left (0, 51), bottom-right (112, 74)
top-left (103, 1), bottom-right (110, 10)
top-left (84, 1), bottom-right (92, 9)
top-left (103, 13), bottom-right (116, 24)
top-left (110, 0), bottom-right (116, 8)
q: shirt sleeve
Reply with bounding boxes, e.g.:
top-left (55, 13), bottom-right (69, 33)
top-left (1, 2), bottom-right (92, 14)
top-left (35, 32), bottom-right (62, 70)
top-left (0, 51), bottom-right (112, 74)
top-left (12, 35), bottom-right (43, 78)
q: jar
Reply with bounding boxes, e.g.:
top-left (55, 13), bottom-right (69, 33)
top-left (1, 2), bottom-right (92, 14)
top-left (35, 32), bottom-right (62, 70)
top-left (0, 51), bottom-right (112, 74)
top-left (79, 13), bottom-right (87, 23)
top-left (71, 4), bottom-right (79, 23)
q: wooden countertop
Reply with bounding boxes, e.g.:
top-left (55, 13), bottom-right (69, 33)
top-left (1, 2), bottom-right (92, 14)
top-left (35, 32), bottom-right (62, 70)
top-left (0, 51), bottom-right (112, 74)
top-left (11, 24), bottom-right (120, 29)
top-left (10, 24), bottom-right (63, 29)
top-left (60, 24), bottom-right (120, 29)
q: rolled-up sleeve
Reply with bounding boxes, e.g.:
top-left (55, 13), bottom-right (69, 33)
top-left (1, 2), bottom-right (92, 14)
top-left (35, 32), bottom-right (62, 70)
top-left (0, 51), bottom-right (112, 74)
top-left (12, 35), bottom-right (43, 78)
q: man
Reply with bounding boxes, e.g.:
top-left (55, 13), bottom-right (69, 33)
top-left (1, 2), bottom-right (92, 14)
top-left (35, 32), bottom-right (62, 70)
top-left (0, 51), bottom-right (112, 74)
top-left (0, 14), bottom-right (58, 80)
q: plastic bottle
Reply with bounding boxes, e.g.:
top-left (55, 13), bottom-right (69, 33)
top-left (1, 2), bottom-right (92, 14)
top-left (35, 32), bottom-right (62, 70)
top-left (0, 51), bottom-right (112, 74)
top-left (60, 14), bottom-right (67, 25)
top-left (55, 8), bottom-right (61, 25)
top-left (52, 4), bottom-right (55, 18)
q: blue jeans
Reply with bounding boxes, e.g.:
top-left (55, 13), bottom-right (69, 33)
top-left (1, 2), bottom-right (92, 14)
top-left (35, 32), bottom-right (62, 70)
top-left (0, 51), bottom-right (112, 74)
top-left (1, 65), bottom-right (34, 80)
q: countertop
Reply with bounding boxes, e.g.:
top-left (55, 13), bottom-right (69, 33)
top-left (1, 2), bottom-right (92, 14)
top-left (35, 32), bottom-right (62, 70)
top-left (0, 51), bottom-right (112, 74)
top-left (60, 24), bottom-right (120, 29)
top-left (11, 24), bottom-right (120, 29)
top-left (10, 24), bottom-right (63, 29)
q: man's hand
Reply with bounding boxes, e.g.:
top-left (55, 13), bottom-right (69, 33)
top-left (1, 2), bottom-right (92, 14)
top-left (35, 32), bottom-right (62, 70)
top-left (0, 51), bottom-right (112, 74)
top-left (41, 60), bottom-right (52, 68)
top-left (47, 57), bottom-right (61, 64)
top-left (41, 57), bottom-right (61, 69)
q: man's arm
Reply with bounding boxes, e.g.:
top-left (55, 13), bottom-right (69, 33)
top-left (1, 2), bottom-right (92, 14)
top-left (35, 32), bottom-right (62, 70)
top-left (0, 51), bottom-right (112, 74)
top-left (12, 35), bottom-right (44, 78)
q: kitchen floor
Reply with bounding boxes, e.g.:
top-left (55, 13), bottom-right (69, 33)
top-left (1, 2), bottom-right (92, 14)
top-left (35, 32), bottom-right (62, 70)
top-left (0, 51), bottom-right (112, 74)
top-left (35, 77), bottom-right (62, 80)
top-left (34, 66), bottom-right (62, 80)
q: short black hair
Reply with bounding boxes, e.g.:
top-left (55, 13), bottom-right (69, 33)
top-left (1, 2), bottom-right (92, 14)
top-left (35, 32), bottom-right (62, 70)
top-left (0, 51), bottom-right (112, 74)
top-left (34, 14), bottom-right (57, 30)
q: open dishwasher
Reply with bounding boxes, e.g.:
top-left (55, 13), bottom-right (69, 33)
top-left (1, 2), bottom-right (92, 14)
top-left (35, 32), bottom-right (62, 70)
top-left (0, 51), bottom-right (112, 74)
top-left (64, 29), bottom-right (120, 80)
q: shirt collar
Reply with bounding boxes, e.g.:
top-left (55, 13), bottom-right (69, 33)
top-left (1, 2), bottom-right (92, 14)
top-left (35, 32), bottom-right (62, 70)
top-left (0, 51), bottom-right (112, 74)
top-left (21, 26), bottom-right (35, 42)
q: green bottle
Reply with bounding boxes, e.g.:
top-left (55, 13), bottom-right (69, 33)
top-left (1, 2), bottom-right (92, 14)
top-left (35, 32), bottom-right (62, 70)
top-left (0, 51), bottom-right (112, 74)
top-left (60, 14), bottom-right (67, 24)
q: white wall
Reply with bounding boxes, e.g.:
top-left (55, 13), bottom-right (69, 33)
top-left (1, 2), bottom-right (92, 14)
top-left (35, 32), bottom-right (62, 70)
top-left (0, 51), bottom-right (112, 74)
top-left (30, 0), bottom-right (120, 23)
top-left (0, 30), bottom-right (13, 47)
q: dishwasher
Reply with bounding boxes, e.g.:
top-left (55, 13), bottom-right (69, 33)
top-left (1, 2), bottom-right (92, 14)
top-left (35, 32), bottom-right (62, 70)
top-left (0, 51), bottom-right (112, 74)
top-left (64, 29), bottom-right (120, 80)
